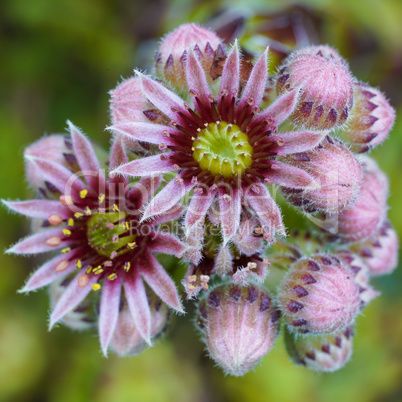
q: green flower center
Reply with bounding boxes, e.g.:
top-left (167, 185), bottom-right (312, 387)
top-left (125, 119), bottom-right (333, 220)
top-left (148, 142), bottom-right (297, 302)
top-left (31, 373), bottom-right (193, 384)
top-left (192, 122), bottom-right (253, 178)
top-left (87, 212), bottom-right (137, 258)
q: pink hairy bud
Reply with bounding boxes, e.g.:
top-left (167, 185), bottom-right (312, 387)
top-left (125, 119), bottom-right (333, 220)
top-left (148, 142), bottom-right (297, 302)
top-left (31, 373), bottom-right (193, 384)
top-left (343, 82), bottom-right (395, 153)
top-left (24, 134), bottom-right (77, 196)
top-left (352, 222), bottom-right (399, 276)
top-left (284, 325), bottom-right (354, 372)
top-left (109, 76), bottom-right (165, 125)
top-left (336, 157), bottom-right (388, 242)
top-left (283, 137), bottom-right (362, 213)
top-left (276, 45), bottom-right (354, 130)
top-left (334, 249), bottom-right (380, 307)
top-left (109, 297), bottom-right (169, 357)
top-left (196, 283), bottom-right (280, 376)
top-left (109, 76), bottom-right (167, 152)
top-left (155, 23), bottom-right (223, 92)
top-left (278, 255), bottom-right (360, 334)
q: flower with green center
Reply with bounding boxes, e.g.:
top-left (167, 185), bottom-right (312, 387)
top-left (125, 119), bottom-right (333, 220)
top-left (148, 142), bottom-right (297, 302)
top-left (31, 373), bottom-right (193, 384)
top-left (3, 124), bottom-right (187, 356)
top-left (193, 122), bottom-right (253, 178)
top-left (110, 38), bottom-right (328, 244)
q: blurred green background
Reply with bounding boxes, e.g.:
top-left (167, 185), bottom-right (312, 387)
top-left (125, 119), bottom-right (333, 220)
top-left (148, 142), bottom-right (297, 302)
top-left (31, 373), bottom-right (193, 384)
top-left (1, 0), bottom-right (402, 401)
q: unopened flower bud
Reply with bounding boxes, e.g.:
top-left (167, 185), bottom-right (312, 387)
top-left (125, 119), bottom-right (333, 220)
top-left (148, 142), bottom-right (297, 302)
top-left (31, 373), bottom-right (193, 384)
top-left (196, 283), bottom-right (280, 376)
top-left (109, 76), bottom-right (168, 153)
top-left (49, 279), bottom-right (96, 331)
top-left (24, 134), bottom-right (76, 196)
top-left (110, 296), bottom-right (169, 357)
top-left (334, 249), bottom-right (380, 306)
top-left (155, 23), bottom-right (223, 93)
top-left (336, 157), bottom-right (388, 242)
top-left (283, 137), bottom-right (362, 213)
top-left (352, 222), bottom-right (399, 276)
top-left (276, 45), bottom-right (354, 130)
top-left (109, 76), bottom-right (165, 125)
top-left (278, 255), bottom-right (360, 334)
top-left (342, 82), bottom-right (395, 153)
top-left (285, 325), bottom-right (354, 372)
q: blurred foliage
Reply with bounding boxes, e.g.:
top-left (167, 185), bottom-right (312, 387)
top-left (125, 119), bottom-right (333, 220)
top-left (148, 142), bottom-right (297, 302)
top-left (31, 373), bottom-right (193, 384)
top-left (1, 0), bottom-right (402, 401)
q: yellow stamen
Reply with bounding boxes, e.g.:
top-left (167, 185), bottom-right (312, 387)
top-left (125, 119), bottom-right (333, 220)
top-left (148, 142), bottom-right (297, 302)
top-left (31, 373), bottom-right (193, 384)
top-left (68, 218), bottom-right (74, 226)
top-left (124, 262), bottom-right (131, 272)
top-left (74, 212), bottom-right (83, 218)
top-left (108, 273), bottom-right (117, 281)
top-left (61, 247), bottom-right (71, 254)
top-left (80, 189), bottom-right (88, 199)
top-left (86, 266), bottom-right (92, 274)
top-left (113, 204), bottom-right (120, 212)
top-left (85, 206), bottom-right (91, 215)
top-left (76, 259), bottom-right (82, 269)
top-left (92, 283), bottom-right (101, 291)
top-left (62, 229), bottom-right (71, 236)
top-left (99, 194), bottom-right (105, 203)
top-left (127, 242), bottom-right (136, 249)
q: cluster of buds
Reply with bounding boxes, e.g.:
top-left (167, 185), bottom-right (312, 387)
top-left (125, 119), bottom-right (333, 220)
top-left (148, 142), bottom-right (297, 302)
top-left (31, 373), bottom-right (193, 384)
top-left (4, 22), bottom-right (398, 376)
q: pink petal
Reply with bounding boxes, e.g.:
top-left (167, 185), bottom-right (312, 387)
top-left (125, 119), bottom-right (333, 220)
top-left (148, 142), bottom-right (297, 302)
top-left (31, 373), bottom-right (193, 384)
top-left (99, 274), bottom-right (122, 356)
top-left (124, 267), bottom-right (152, 344)
top-left (69, 121), bottom-right (106, 191)
top-left (184, 187), bottom-right (216, 233)
top-left (108, 122), bottom-right (176, 146)
top-left (233, 217), bottom-right (263, 256)
top-left (141, 174), bottom-right (195, 221)
top-left (245, 183), bottom-right (284, 234)
top-left (7, 228), bottom-right (71, 255)
top-left (49, 274), bottom-right (98, 329)
top-left (148, 231), bottom-right (186, 257)
top-left (139, 251), bottom-right (183, 312)
top-left (257, 89), bottom-right (300, 126)
top-left (148, 204), bottom-right (185, 227)
top-left (271, 130), bottom-right (326, 155)
top-left (109, 135), bottom-right (128, 171)
top-left (3, 200), bottom-right (70, 220)
top-left (111, 153), bottom-right (176, 177)
top-left (219, 40), bottom-right (240, 96)
top-left (186, 49), bottom-right (212, 109)
top-left (25, 155), bottom-right (89, 199)
top-left (266, 162), bottom-right (315, 188)
top-left (238, 47), bottom-right (269, 109)
top-left (218, 186), bottom-right (241, 244)
top-left (20, 249), bottom-right (79, 292)
top-left (137, 71), bottom-right (185, 120)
